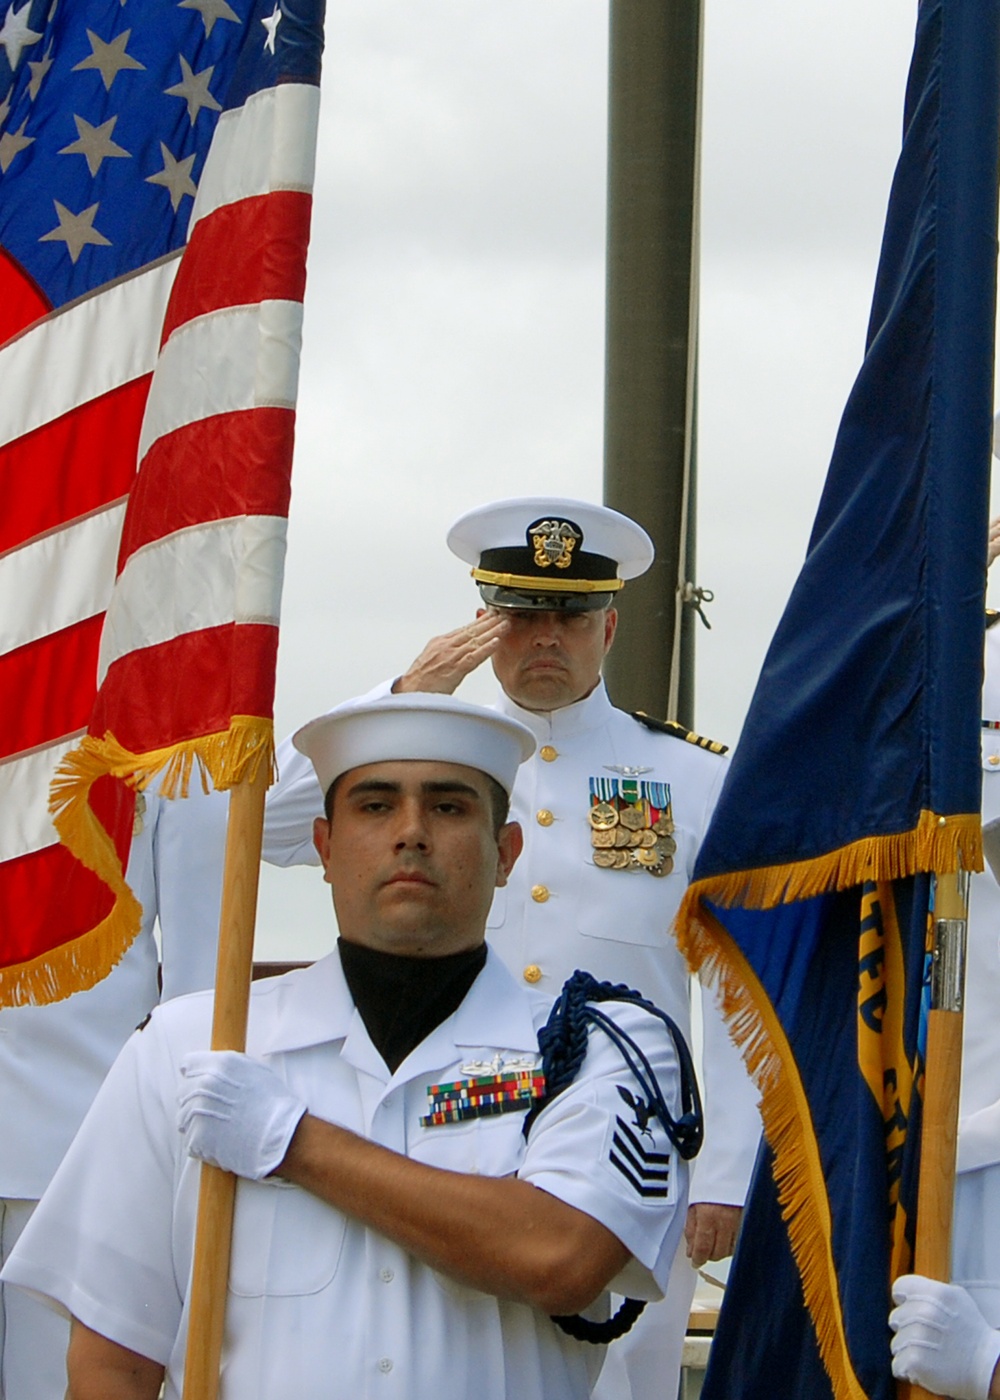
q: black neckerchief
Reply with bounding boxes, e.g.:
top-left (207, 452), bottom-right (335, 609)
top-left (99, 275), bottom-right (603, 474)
top-left (337, 938), bottom-right (488, 1073)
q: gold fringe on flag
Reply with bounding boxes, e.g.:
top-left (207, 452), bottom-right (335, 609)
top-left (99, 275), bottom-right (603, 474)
top-left (679, 901), bottom-right (870, 1400)
top-left (0, 717), bottom-right (274, 1010)
top-left (690, 809), bottom-right (982, 913)
top-left (674, 810), bottom-right (982, 1400)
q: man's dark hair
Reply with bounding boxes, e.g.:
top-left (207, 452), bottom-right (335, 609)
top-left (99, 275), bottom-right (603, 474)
top-left (324, 772), bottom-right (510, 835)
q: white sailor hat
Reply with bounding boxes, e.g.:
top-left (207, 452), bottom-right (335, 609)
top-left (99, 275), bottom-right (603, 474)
top-left (447, 496), bottom-right (654, 611)
top-left (292, 692), bottom-right (536, 799)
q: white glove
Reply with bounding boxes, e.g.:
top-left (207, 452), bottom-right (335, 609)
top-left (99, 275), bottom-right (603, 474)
top-left (178, 1051), bottom-right (307, 1180)
top-left (988, 513), bottom-right (1000, 567)
top-left (982, 816), bottom-right (1000, 886)
top-left (890, 1274), bottom-right (1000, 1400)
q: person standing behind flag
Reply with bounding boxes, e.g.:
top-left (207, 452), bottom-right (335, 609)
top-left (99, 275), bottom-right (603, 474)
top-left (0, 783), bottom-right (309, 1399)
top-left (0, 784), bottom-right (229, 1400)
top-left (889, 531), bottom-right (1000, 1400)
top-left (265, 497), bottom-right (762, 1400)
top-left (949, 608), bottom-right (1000, 1317)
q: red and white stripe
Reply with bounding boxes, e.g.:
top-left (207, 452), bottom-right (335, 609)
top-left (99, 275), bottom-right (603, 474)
top-left (0, 81), bottom-right (320, 960)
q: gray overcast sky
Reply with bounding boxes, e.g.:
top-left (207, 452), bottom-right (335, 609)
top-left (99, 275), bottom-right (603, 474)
top-left (255, 0), bottom-right (1000, 958)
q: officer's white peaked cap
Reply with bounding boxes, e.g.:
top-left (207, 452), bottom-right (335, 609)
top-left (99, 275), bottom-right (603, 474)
top-left (448, 497), bottom-right (654, 580)
top-left (293, 693), bottom-right (536, 799)
top-left (447, 497), bottom-right (654, 612)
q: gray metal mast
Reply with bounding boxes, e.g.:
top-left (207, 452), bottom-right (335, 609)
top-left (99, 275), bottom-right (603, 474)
top-left (602, 0), bottom-right (704, 725)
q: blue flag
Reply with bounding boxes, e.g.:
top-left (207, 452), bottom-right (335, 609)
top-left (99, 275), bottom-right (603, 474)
top-left (677, 2), bottom-right (1000, 1395)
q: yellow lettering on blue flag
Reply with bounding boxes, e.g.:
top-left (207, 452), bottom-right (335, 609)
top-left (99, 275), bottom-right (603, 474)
top-left (857, 881), bottom-right (915, 1277)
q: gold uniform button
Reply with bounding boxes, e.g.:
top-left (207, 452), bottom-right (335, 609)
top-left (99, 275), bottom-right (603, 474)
top-left (523, 964), bottom-right (543, 984)
top-left (536, 809), bottom-right (554, 827)
top-left (989, 754), bottom-right (1000, 766)
top-left (531, 884), bottom-right (550, 903)
top-left (539, 745), bottom-right (558, 762)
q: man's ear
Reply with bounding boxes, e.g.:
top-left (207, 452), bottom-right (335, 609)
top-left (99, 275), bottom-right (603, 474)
top-left (495, 820), bottom-right (524, 887)
top-left (313, 816), bottom-right (333, 884)
top-left (603, 607), bottom-right (618, 654)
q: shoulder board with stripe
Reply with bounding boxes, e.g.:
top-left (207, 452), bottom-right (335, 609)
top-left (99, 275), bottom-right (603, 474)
top-left (987, 609), bottom-right (1000, 630)
top-left (630, 711), bottom-right (728, 755)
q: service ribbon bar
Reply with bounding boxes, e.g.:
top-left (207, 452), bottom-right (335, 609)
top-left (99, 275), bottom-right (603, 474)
top-left (588, 777), bottom-right (672, 814)
top-left (420, 1071), bottom-right (546, 1126)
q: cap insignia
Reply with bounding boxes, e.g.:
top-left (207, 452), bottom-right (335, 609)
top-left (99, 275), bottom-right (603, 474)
top-left (529, 518), bottom-right (582, 570)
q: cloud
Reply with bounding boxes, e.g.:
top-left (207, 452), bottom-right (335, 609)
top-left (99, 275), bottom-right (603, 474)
top-left (258, 0), bottom-right (962, 956)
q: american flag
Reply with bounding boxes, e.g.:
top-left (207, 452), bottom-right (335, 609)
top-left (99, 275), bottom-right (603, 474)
top-left (0, 0), bottom-right (324, 1004)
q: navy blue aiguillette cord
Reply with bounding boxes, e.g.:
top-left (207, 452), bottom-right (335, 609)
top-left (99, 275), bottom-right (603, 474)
top-left (524, 971), bottom-right (704, 1343)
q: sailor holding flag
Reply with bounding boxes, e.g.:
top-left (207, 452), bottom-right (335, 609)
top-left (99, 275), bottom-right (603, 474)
top-left (266, 496), bottom-right (761, 1400)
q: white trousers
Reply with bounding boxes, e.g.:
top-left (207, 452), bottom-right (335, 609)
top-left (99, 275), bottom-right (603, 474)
top-left (953, 1165), bottom-right (1000, 1327)
top-left (1, 1199), bottom-right (68, 1400)
top-left (592, 1252), bottom-right (698, 1400)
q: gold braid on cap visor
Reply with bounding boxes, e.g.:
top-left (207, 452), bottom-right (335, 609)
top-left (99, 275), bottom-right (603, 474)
top-left (471, 568), bottom-right (624, 594)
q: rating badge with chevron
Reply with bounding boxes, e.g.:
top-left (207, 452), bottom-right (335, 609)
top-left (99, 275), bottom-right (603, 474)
top-left (608, 1085), bottom-right (676, 1200)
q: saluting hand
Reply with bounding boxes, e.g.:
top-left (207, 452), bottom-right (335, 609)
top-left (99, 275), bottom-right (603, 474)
top-left (393, 612), bottom-right (510, 695)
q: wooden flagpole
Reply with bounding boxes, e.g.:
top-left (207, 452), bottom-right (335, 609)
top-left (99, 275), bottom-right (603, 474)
top-left (904, 867), bottom-right (969, 1400)
top-left (181, 763), bottom-right (269, 1400)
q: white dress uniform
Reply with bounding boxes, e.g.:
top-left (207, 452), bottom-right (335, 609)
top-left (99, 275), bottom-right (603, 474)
top-left (0, 783), bottom-right (230, 1400)
top-left (4, 950), bottom-right (689, 1400)
top-left (953, 621), bottom-right (1000, 1326)
top-left (488, 682), bottom-right (760, 1400)
top-left (265, 681), bottom-right (761, 1399)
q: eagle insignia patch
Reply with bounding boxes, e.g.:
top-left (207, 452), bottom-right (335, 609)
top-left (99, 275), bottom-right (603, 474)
top-left (610, 1086), bottom-right (672, 1198)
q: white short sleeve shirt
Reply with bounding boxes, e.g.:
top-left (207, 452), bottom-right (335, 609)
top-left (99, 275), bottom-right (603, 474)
top-left (265, 680), bottom-right (761, 1209)
top-left (4, 951), bottom-right (688, 1400)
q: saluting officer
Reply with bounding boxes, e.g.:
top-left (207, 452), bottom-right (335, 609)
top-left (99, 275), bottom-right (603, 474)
top-left (267, 497), bottom-right (761, 1400)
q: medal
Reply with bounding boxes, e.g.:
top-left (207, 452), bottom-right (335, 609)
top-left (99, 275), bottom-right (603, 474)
top-left (588, 776), bottom-right (676, 875)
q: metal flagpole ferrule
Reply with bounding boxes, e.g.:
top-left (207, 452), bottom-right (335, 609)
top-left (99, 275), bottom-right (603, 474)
top-left (908, 865), bottom-right (971, 1346)
top-left (930, 870), bottom-right (969, 1013)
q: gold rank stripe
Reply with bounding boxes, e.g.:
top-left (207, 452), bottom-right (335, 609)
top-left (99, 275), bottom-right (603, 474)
top-left (471, 567), bottom-right (623, 593)
top-left (631, 711), bottom-right (728, 754)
